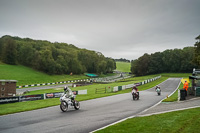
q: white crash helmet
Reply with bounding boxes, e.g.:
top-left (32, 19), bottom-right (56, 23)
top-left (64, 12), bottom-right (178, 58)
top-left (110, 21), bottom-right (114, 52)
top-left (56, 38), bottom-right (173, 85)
top-left (156, 85), bottom-right (160, 88)
top-left (64, 86), bottom-right (70, 91)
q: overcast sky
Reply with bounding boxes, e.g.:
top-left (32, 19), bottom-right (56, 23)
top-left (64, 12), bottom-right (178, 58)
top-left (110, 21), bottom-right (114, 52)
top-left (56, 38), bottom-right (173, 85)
top-left (0, 0), bottom-right (199, 60)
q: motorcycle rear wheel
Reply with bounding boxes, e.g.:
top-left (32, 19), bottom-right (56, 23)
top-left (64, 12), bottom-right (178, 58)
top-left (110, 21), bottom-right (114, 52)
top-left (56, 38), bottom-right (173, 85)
top-left (137, 92), bottom-right (139, 100)
top-left (74, 100), bottom-right (80, 110)
top-left (132, 93), bottom-right (135, 100)
top-left (60, 101), bottom-right (68, 112)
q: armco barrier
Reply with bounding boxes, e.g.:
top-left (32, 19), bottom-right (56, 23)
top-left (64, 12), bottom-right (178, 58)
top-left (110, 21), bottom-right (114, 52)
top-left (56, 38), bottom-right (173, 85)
top-left (0, 89), bottom-right (87, 104)
top-left (44, 90), bottom-right (87, 99)
top-left (113, 76), bottom-right (161, 92)
top-left (0, 96), bottom-right (20, 104)
top-left (118, 86), bottom-right (122, 91)
top-left (16, 77), bottom-right (115, 88)
top-left (78, 90), bottom-right (87, 94)
top-left (19, 94), bottom-right (44, 102)
top-left (17, 79), bottom-right (91, 88)
top-left (0, 95), bottom-right (44, 104)
top-left (16, 74), bottom-right (131, 88)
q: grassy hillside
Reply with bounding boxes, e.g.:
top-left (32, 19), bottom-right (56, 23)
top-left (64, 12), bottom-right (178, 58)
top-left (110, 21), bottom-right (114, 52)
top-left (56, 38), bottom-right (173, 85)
top-left (0, 64), bottom-right (88, 86)
top-left (116, 61), bottom-right (131, 72)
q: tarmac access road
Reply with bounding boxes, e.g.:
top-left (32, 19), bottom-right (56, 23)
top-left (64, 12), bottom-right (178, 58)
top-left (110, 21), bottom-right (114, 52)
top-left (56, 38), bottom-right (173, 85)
top-left (0, 78), bottom-right (181, 133)
top-left (16, 83), bottom-right (73, 94)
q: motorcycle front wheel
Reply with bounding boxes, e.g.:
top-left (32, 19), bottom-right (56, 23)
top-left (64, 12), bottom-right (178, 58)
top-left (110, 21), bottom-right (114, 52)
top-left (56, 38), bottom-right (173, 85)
top-left (60, 101), bottom-right (68, 112)
top-left (74, 100), bottom-right (80, 110)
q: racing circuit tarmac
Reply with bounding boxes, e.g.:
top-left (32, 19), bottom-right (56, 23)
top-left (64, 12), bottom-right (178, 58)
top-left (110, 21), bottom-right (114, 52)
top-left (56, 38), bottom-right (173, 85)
top-left (0, 78), bottom-right (181, 133)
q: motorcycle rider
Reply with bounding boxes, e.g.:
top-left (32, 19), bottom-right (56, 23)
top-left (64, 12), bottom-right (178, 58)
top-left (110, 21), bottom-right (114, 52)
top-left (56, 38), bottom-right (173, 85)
top-left (64, 86), bottom-right (75, 102)
top-left (155, 85), bottom-right (161, 93)
top-left (155, 85), bottom-right (160, 90)
top-left (183, 80), bottom-right (188, 96)
top-left (132, 86), bottom-right (139, 95)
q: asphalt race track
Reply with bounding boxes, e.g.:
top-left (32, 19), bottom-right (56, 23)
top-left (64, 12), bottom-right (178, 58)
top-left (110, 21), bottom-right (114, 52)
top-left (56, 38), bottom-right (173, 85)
top-left (0, 78), bottom-right (181, 133)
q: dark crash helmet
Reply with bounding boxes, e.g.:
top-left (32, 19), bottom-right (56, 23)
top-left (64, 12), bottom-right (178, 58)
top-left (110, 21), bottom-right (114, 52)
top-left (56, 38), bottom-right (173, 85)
top-left (133, 86), bottom-right (137, 90)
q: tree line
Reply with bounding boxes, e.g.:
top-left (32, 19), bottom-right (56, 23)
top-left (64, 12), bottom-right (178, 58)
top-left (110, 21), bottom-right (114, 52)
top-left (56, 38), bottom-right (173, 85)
top-left (0, 35), bottom-right (116, 75)
top-left (115, 58), bottom-right (130, 62)
top-left (131, 35), bottom-right (200, 76)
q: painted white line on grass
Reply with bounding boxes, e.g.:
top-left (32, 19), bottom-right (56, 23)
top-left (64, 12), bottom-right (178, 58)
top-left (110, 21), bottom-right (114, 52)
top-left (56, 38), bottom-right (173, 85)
top-left (90, 78), bottom-right (181, 133)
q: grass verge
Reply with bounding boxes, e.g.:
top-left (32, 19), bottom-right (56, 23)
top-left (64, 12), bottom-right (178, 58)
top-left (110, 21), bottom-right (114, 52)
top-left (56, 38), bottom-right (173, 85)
top-left (162, 89), bottom-right (179, 102)
top-left (95, 107), bottom-right (200, 133)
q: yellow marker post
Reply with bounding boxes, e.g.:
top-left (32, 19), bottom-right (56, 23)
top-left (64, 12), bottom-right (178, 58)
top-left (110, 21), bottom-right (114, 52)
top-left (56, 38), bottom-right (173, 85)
top-left (181, 78), bottom-right (190, 84)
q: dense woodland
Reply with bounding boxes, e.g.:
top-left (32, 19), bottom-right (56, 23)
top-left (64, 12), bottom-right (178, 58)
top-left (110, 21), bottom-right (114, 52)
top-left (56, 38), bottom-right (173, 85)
top-left (1, 35), bottom-right (199, 76)
top-left (0, 35), bottom-right (116, 75)
top-left (131, 35), bottom-right (200, 76)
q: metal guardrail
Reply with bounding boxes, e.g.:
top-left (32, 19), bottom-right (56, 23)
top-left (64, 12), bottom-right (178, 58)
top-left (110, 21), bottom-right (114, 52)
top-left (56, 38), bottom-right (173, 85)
top-left (17, 79), bottom-right (91, 88)
top-left (0, 90), bottom-right (87, 104)
top-left (16, 74), bottom-right (129, 88)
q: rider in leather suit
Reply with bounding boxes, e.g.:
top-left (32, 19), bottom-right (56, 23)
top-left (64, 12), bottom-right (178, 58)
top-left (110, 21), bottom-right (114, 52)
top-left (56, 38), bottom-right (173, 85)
top-left (64, 86), bottom-right (75, 102)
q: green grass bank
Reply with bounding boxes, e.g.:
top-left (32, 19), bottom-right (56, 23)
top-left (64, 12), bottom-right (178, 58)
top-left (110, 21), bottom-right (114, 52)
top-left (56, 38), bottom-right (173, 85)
top-left (95, 107), bottom-right (200, 133)
top-left (0, 64), bottom-right (89, 86)
top-left (115, 61), bottom-right (131, 72)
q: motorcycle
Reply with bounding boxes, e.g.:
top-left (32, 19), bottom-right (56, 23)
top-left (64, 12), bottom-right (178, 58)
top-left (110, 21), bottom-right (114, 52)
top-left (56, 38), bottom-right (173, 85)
top-left (156, 87), bottom-right (161, 95)
top-left (60, 93), bottom-right (80, 112)
top-left (131, 89), bottom-right (139, 100)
